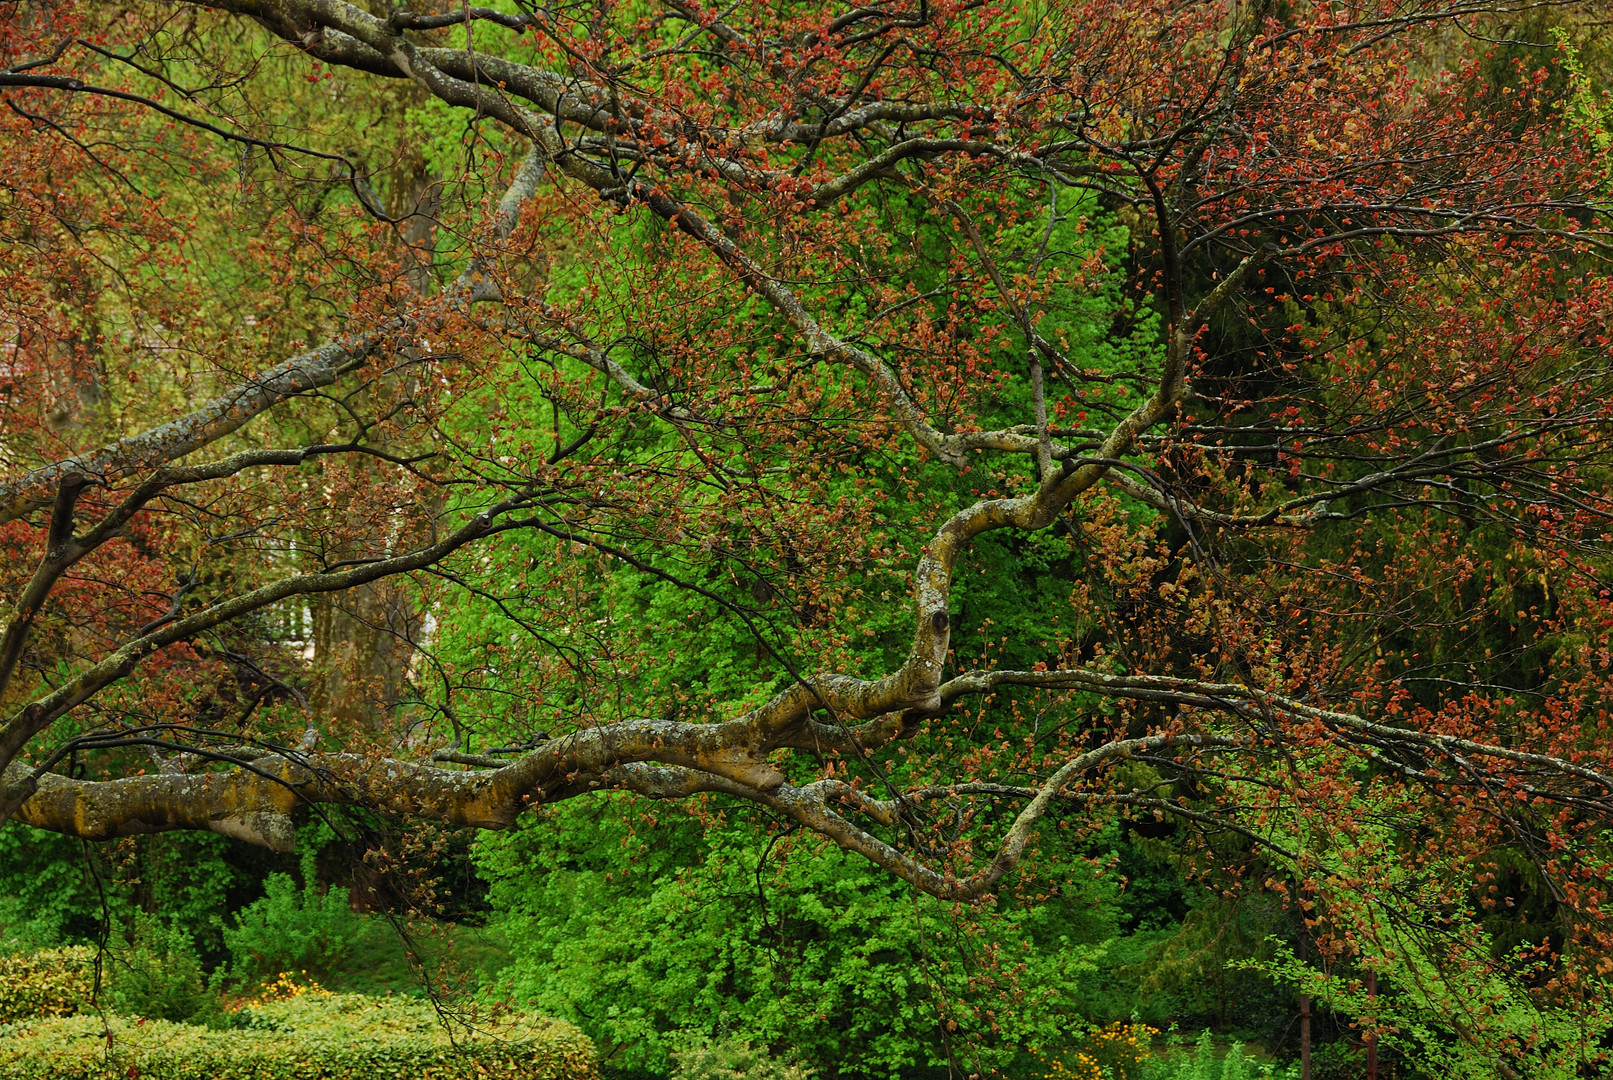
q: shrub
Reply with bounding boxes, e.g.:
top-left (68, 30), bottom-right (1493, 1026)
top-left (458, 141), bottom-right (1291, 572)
top-left (221, 872), bottom-right (367, 983)
top-left (0, 993), bottom-right (598, 1080)
top-left (479, 802), bottom-right (1119, 1078)
top-left (671, 1035), bottom-right (814, 1080)
top-left (0, 947), bottom-right (95, 1024)
top-left (0, 827), bottom-right (100, 950)
top-left (1138, 1030), bottom-right (1297, 1080)
top-left (105, 916), bottom-right (212, 1023)
top-left (231, 970), bottom-right (335, 1010)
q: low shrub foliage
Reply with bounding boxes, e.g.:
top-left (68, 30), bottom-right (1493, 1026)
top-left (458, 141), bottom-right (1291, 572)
top-left (0, 983), bottom-right (596, 1080)
top-left (671, 1036), bottom-right (814, 1080)
top-left (0, 947), bottom-right (95, 1025)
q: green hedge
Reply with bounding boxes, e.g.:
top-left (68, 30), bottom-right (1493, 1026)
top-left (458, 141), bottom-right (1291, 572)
top-left (0, 947), bottom-right (95, 1025)
top-left (0, 993), bottom-right (597, 1080)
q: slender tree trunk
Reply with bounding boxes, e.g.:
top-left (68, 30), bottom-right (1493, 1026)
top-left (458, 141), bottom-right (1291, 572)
top-left (1300, 931), bottom-right (1313, 1080)
top-left (1300, 993), bottom-right (1312, 1080)
top-left (1366, 970), bottom-right (1378, 1080)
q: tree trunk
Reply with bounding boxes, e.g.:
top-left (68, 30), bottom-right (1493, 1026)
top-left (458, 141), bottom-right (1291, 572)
top-left (309, 578), bottom-right (422, 733)
top-left (1366, 970), bottom-right (1378, 1080)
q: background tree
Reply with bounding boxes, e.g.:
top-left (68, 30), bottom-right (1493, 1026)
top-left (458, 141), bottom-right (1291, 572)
top-left (3, 0), bottom-right (1613, 1072)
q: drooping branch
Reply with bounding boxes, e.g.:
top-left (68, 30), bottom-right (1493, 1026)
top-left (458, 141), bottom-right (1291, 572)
top-left (15, 650), bottom-right (1613, 902)
top-left (0, 715), bottom-right (1237, 900)
top-left (937, 667), bottom-right (1613, 795)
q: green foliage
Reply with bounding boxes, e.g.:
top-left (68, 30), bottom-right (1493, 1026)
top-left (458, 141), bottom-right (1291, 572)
top-left (221, 872), bottom-right (368, 984)
top-left (1552, 29), bottom-right (1613, 153)
top-left (1139, 1031), bottom-right (1294, 1080)
top-left (0, 826), bottom-right (99, 949)
top-left (645, 1023), bottom-right (1301, 1080)
top-left (1217, 1041), bottom-right (1250, 1080)
top-left (123, 832), bottom-right (251, 961)
top-left (105, 915), bottom-right (212, 1023)
top-left (671, 1035), bottom-right (814, 1080)
top-left (425, 189), bottom-right (1156, 737)
top-left (0, 947), bottom-right (95, 1025)
top-left (1185, 1032), bottom-right (1217, 1080)
top-left (0, 993), bottom-right (597, 1080)
top-left (0, 822), bottom-right (268, 962)
top-left (1250, 934), bottom-right (1613, 1080)
top-left (429, 188), bottom-right (1191, 1078)
top-left (1122, 895), bottom-right (1295, 1038)
top-left (477, 798), bottom-right (1121, 1079)
top-left (1306, 1041), bottom-right (1363, 1080)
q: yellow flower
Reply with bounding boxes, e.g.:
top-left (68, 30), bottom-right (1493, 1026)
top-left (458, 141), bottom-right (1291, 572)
top-left (229, 971), bottom-right (333, 1012)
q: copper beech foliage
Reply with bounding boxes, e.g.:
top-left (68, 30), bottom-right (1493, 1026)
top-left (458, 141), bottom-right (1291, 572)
top-left (3, 0), bottom-right (1613, 1020)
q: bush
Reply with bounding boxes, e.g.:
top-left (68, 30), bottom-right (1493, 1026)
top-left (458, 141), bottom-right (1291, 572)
top-left (1139, 1031), bottom-right (1297, 1080)
top-left (0, 827), bottom-right (100, 950)
top-left (0, 993), bottom-right (598, 1080)
top-left (222, 872), bottom-right (367, 983)
top-left (0, 947), bottom-right (95, 1024)
top-left (479, 802), bottom-right (1119, 1078)
top-left (105, 916), bottom-right (212, 1023)
top-left (671, 1036), bottom-right (814, 1080)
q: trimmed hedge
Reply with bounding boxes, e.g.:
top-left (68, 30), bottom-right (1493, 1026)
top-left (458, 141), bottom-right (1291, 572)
top-left (0, 947), bottom-right (95, 1024)
top-left (0, 993), bottom-right (598, 1080)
